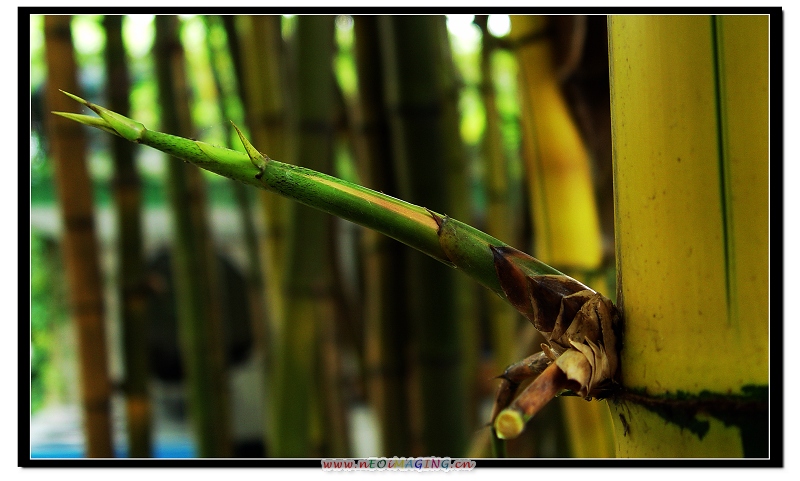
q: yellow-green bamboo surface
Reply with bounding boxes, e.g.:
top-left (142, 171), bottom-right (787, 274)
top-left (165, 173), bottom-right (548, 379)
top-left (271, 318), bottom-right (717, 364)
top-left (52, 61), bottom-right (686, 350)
top-left (608, 15), bottom-right (769, 457)
top-left (236, 14), bottom-right (290, 361)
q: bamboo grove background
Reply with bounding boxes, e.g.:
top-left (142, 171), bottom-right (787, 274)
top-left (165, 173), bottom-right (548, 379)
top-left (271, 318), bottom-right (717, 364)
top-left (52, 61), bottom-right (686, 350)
top-left (29, 13), bottom-right (771, 459)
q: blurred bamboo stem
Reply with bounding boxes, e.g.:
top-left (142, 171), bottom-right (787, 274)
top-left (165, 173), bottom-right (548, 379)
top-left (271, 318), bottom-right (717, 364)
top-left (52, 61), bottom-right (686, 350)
top-left (43, 14), bottom-right (114, 458)
top-left (153, 15), bottom-right (231, 458)
top-left (236, 15), bottom-right (290, 354)
top-left (435, 17), bottom-right (483, 437)
top-left (475, 15), bottom-right (520, 378)
top-left (205, 15), bottom-right (270, 456)
top-left (103, 14), bottom-right (152, 458)
top-left (378, 15), bottom-right (469, 456)
top-left (352, 15), bottom-right (412, 456)
top-left (271, 15), bottom-right (341, 457)
top-left (226, 15), bottom-right (288, 454)
top-left (207, 16), bottom-right (269, 354)
top-left (510, 14), bottom-right (614, 458)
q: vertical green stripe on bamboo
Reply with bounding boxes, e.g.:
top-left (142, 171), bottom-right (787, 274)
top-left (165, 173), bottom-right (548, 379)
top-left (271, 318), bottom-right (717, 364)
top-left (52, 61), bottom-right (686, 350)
top-left (712, 14), bottom-right (769, 367)
top-left (710, 15), bottom-right (735, 327)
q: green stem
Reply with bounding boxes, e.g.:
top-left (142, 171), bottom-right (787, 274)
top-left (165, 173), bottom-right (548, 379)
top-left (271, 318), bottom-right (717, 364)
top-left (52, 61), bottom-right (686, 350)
top-left (55, 92), bottom-right (568, 303)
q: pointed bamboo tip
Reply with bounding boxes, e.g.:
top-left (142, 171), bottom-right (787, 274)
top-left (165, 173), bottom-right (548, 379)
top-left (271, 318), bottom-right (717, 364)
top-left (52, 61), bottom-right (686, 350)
top-left (51, 111), bottom-right (76, 120)
top-left (52, 111), bottom-right (89, 122)
top-left (494, 409), bottom-right (525, 440)
top-left (58, 90), bottom-right (145, 142)
top-left (51, 111), bottom-right (119, 136)
top-left (59, 90), bottom-right (89, 106)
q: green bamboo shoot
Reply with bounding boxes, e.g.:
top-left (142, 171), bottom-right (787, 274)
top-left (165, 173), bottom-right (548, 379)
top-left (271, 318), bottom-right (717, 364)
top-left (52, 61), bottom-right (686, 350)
top-left (56, 91), bottom-right (622, 453)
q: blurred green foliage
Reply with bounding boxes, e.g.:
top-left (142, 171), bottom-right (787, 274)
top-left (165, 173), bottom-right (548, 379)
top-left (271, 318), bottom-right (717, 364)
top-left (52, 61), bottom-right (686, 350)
top-left (28, 13), bottom-right (524, 416)
top-left (30, 231), bottom-right (70, 413)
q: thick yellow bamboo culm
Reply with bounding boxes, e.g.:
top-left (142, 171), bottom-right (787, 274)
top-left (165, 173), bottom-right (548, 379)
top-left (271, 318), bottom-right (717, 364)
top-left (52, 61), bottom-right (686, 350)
top-left (608, 15), bottom-right (769, 457)
top-left (509, 15), bottom-right (615, 458)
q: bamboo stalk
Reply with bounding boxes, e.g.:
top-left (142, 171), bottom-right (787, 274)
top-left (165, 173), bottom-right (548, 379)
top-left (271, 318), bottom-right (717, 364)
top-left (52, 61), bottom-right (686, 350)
top-left (511, 15), bottom-right (603, 274)
top-left (204, 15), bottom-right (269, 456)
top-left (436, 17), bottom-right (483, 437)
top-left (608, 14), bottom-right (769, 457)
top-left (224, 15), bottom-right (287, 455)
top-left (352, 15), bottom-right (412, 456)
top-left (269, 15), bottom-right (340, 457)
top-left (235, 15), bottom-right (290, 353)
top-left (43, 14), bottom-right (114, 458)
top-left (308, 16), bottom-right (356, 457)
top-left (205, 13), bottom-right (269, 373)
top-left (102, 14), bottom-right (152, 458)
top-left (322, 75), bottom-right (359, 458)
top-left (152, 15), bottom-right (231, 458)
top-left (378, 15), bottom-right (471, 455)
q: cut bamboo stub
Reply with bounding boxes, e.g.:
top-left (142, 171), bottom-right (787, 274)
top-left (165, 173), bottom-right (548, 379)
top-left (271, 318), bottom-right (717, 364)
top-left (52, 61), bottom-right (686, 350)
top-left (494, 361), bottom-right (569, 439)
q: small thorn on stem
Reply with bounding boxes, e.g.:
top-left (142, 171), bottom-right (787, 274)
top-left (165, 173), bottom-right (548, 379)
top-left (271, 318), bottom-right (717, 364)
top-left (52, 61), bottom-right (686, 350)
top-left (231, 121), bottom-right (270, 176)
top-left (425, 208), bottom-right (446, 232)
